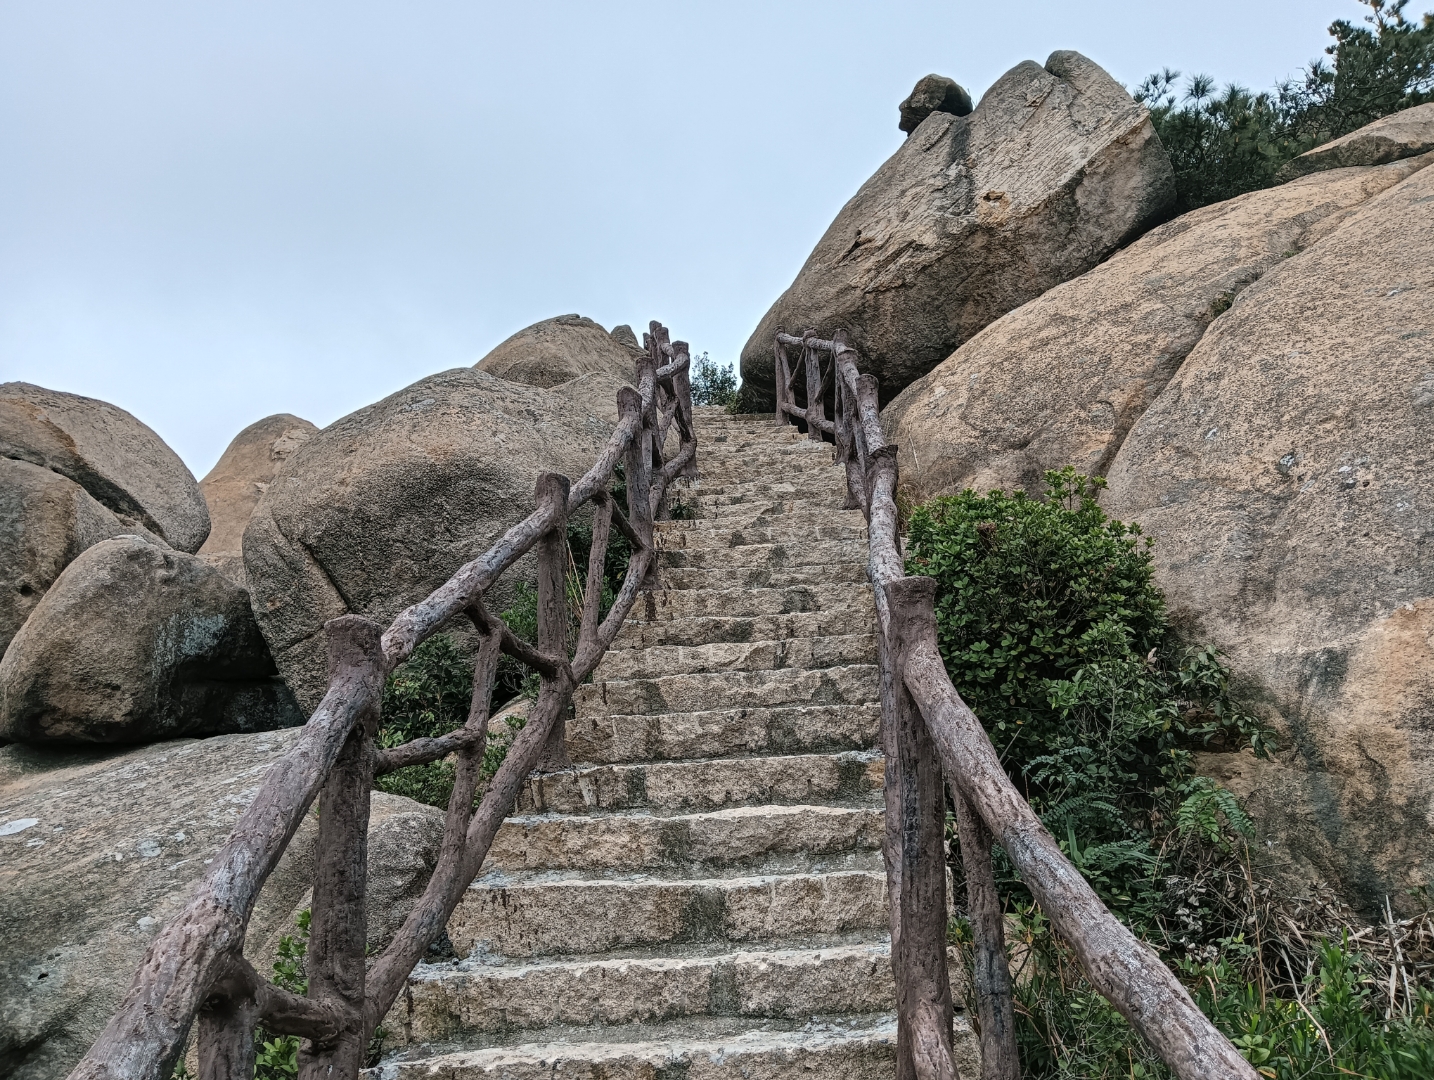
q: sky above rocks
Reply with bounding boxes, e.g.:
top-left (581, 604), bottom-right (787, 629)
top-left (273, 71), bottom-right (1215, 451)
top-left (1, 0), bottom-right (1358, 475)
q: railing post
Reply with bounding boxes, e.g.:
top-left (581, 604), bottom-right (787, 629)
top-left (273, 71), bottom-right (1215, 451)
top-left (299, 616), bottom-right (386, 1080)
top-left (883, 575), bottom-right (959, 1080)
top-left (774, 337), bottom-right (791, 427)
top-left (803, 330), bottom-right (825, 441)
top-left (197, 991), bottom-right (258, 1080)
top-left (953, 783), bottom-right (1020, 1080)
top-left (534, 472), bottom-right (573, 771)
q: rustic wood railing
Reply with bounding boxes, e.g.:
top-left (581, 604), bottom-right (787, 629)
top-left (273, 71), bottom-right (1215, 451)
top-left (774, 330), bottom-right (1258, 1080)
top-left (68, 323), bottom-right (696, 1080)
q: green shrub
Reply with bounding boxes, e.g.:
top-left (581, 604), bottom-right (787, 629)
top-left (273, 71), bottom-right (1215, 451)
top-left (906, 467), bottom-right (1266, 921)
top-left (253, 910), bottom-right (309, 1080)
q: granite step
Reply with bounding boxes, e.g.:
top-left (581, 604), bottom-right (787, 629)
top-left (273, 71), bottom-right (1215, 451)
top-left (623, 583), bottom-right (873, 623)
top-left (446, 868), bottom-right (889, 958)
top-left (519, 750), bottom-right (883, 815)
top-left (656, 537), bottom-right (865, 570)
top-left (565, 703), bottom-right (882, 764)
top-left (573, 665), bottom-right (880, 718)
top-left (609, 611), bottom-right (871, 651)
top-left (660, 563), bottom-right (868, 591)
top-left (594, 633), bottom-right (875, 681)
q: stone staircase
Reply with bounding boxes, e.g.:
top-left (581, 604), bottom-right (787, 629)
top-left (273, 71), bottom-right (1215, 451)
top-left (374, 408), bottom-right (975, 1079)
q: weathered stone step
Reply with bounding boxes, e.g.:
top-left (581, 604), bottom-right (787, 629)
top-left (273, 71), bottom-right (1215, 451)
top-left (519, 750), bottom-right (883, 815)
top-left (696, 500), bottom-right (867, 526)
top-left (574, 665), bottom-right (879, 718)
top-left (566, 703), bottom-right (882, 764)
top-left (391, 942), bottom-right (903, 1045)
top-left (655, 520), bottom-right (867, 550)
top-left (611, 611), bottom-right (868, 651)
top-left (596, 633), bottom-right (874, 681)
top-left (657, 538), bottom-right (865, 570)
top-left (374, 1014), bottom-right (909, 1079)
top-left (486, 803), bottom-right (883, 873)
top-left (447, 868), bottom-right (889, 959)
top-left (661, 564), bottom-right (867, 591)
top-left (626, 583), bottom-right (873, 624)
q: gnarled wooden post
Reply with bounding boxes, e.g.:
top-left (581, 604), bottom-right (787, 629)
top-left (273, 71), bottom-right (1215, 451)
top-left (299, 618), bottom-right (386, 1080)
top-left (885, 579), bottom-right (960, 1080)
top-left (533, 472), bottom-right (573, 771)
top-left (952, 784), bottom-right (1020, 1080)
top-left (802, 329), bottom-right (825, 441)
top-left (774, 336), bottom-right (791, 427)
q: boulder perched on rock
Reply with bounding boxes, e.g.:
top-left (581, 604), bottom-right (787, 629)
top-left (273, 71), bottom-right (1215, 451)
top-left (197, 413), bottom-right (317, 586)
top-left (885, 154), bottom-right (1433, 500)
top-left (0, 383), bottom-right (209, 552)
top-left (898, 73), bottom-right (972, 134)
top-left (737, 51), bottom-right (1175, 409)
top-left (1279, 102), bottom-right (1434, 180)
top-left (1100, 158), bottom-right (1434, 913)
top-left (476, 314), bottom-right (642, 389)
top-left (0, 731), bottom-right (443, 1080)
top-left (0, 536), bottom-right (300, 744)
top-left (0, 459), bottom-right (162, 658)
top-left (243, 368), bottom-right (611, 711)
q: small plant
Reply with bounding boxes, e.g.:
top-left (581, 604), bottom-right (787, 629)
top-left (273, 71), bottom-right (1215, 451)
top-left (689, 351), bottom-right (739, 409)
top-left (253, 909), bottom-right (310, 1080)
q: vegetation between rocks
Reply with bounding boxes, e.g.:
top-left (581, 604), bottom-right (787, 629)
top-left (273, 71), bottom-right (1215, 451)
top-left (907, 468), bottom-right (1434, 1078)
top-left (1138, 0), bottom-right (1434, 213)
top-left (689, 350), bottom-right (740, 410)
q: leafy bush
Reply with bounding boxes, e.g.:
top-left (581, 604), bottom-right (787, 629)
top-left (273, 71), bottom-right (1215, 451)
top-left (253, 909), bottom-right (309, 1080)
top-left (906, 467), bottom-right (1267, 921)
top-left (1137, 0), bottom-right (1434, 213)
top-left (689, 351), bottom-right (739, 409)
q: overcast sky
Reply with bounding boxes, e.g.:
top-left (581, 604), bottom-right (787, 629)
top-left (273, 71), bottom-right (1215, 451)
top-left (1, 0), bottom-right (1363, 476)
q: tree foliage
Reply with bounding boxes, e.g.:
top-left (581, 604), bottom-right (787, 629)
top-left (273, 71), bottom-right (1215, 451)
top-left (1138, 0), bottom-right (1434, 213)
top-left (688, 351), bottom-right (739, 409)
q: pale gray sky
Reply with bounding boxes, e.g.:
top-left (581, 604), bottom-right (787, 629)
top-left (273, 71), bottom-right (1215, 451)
top-left (1, 0), bottom-right (1362, 475)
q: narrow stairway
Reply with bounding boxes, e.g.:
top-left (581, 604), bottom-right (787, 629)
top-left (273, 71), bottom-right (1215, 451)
top-left (376, 407), bottom-right (976, 1078)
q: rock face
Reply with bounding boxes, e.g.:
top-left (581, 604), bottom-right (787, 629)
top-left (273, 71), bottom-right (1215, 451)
top-left (737, 51), bottom-right (1175, 409)
top-left (0, 536), bottom-right (301, 744)
top-left (885, 155), bottom-right (1433, 501)
top-left (243, 368), bottom-right (611, 711)
top-left (0, 731), bottom-right (443, 1080)
top-left (1279, 102), bottom-right (1434, 179)
top-left (476, 314), bottom-right (641, 389)
top-left (197, 413), bottom-right (317, 586)
top-left (899, 74), bottom-right (972, 134)
top-left (0, 382), bottom-right (209, 552)
top-left (0, 459), bottom-right (161, 658)
top-left (1099, 158), bottom-right (1434, 912)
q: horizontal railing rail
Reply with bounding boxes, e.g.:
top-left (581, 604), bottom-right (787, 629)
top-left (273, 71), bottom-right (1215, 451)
top-left (69, 322), bottom-right (696, 1080)
top-left (776, 329), bottom-right (1258, 1080)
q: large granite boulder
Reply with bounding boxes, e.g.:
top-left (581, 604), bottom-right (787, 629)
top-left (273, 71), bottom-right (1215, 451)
top-left (1100, 158), bottom-right (1434, 913)
top-left (476, 314), bottom-right (642, 389)
top-left (0, 383), bottom-right (208, 552)
top-left (243, 368), bottom-right (611, 711)
top-left (885, 154), bottom-right (1433, 500)
top-left (0, 459), bottom-right (161, 658)
top-left (899, 74), bottom-right (973, 134)
top-left (737, 51), bottom-right (1175, 409)
top-left (0, 731), bottom-right (444, 1080)
top-left (0, 536), bottom-right (301, 744)
top-left (197, 413), bottom-right (317, 586)
top-left (1279, 102), bottom-right (1434, 180)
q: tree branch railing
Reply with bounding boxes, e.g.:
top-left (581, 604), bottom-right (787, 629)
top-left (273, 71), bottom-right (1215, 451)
top-left (776, 330), bottom-right (1259, 1080)
top-left (67, 321), bottom-right (697, 1080)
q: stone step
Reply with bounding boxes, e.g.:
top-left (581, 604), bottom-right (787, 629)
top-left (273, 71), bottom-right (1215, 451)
top-left (610, 611), bottom-right (869, 651)
top-left (519, 750), bottom-right (884, 815)
top-left (574, 665), bottom-right (879, 718)
top-left (693, 473), bottom-right (847, 497)
top-left (447, 868), bottom-right (889, 959)
top-left (374, 1014), bottom-right (912, 1079)
top-left (485, 803), bottom-right (883, 873)
top-left (566, 703), bottom-right (882, 764)
top-left (625, 584), bottom-right (873, 624)
top-left (657, 538), bottom-right (865, 570)
top-left (661, 564), bottom-right (868, 591)
top-left (390, 942), bottom-right (906, 1046)
top-left (695, 501), bottom-right (866, 526)
top-left (655, 520), bottom-right (867, 550)
top-left (595, 633), bottom-right (875, 681)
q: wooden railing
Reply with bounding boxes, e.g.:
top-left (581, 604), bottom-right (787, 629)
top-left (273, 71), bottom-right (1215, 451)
top-left (773, 330), bottom-right (1259, 1080)
top-left (68, 323), bottom-right (696, 1080)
